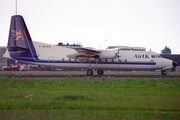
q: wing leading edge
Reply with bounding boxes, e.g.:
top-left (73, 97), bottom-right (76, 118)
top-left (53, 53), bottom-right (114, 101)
top-left (73, 47), bottom-right (101, 54)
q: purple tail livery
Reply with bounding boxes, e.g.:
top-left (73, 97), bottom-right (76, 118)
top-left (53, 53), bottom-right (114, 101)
top-left (7, 15), bottom-right (38, 60)
top-left (8, 15), bottom-right (32, 50)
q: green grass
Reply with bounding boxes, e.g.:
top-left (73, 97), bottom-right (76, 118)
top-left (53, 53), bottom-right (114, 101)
top-left (0, 76), bottom-right (180, 119)
top-left (0, 71), bottom-right (180, 75)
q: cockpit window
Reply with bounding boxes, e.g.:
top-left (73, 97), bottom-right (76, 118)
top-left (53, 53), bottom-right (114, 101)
top-left (156, 55), bottom-right (161, 58)
top-left (151, 55), bottom-right (161, 58)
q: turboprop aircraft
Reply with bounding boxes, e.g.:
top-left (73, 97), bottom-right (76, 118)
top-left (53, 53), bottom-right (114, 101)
top-left (3, 15), bottom-right (177, 75)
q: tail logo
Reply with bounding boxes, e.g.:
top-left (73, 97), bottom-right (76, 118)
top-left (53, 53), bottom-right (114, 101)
top-left (11, 30), bottom-right (25, 41)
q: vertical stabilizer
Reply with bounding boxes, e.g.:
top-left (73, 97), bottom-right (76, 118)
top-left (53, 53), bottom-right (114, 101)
top-left (7, 15), bottom-right (38, 61)
top-left (8, 15), bottom-right (32, 50)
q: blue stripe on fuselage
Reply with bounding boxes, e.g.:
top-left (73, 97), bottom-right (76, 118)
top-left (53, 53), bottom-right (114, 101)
top-left (8, 54), bottom-right (156, 65)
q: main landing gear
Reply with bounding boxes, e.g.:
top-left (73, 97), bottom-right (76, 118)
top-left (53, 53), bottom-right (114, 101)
top-left (86, 69), bottom-right (104, 76)
top-left (87, 69), bottom-right (93, 76)
top-left (86, 59), bottom-right (104, 76)
top-left (97, 69), bottom-right (104, 75)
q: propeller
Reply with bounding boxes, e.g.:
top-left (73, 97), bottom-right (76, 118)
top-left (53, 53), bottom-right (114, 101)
top-left (116, 50), bottom-right (121, 68)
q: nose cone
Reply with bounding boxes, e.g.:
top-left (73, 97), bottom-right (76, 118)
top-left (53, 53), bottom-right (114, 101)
top-left (172, 61), bottom-right (177, 67)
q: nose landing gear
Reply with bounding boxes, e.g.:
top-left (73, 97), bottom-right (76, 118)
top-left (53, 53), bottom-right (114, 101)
top-left (161, 69), bottom-right (167, 75)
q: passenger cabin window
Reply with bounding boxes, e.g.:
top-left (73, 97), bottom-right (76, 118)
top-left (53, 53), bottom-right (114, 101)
top-left (112, 59), bottom-right (114, 63)
top-left (125, 59), bottom-right (127, 63)
top-left (151, 55), bottom-right (155, 58)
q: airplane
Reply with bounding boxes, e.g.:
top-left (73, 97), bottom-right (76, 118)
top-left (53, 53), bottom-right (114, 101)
top-left (3, 15), bottom-right (177, 75)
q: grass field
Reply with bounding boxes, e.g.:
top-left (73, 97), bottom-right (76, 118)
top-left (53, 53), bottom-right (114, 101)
top-left (0, 76), bottom-right (180, 119)
top-left (0, 71), bottom-right (180, 75)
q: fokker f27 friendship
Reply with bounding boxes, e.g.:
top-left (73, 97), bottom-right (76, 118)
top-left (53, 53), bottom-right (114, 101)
top-left (3, 15), bottom-right (177, 75)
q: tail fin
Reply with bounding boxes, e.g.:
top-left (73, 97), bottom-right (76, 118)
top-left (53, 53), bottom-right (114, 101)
top-left (8, 15), bottom-right (32, 50)
top-left (7, 15), bottom-right (38, 60)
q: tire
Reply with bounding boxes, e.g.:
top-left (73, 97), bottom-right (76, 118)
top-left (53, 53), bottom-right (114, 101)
top-left (161, 70), bottom-right (167, 75)
top-left (87, 69), bottom-right (93, 76)
top-left (97, 69), bottom-right (104, 75)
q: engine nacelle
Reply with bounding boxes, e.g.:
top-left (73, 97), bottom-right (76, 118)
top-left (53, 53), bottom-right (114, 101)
top-left (67, 50), bottom-right (117, 60)
top-left (98, 50), bottom-right (117, 59)
top-left (78, 57), bottom-right (95, 61)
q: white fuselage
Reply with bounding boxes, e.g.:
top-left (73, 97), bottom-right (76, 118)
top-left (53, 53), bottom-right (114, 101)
top-left (4, 41), bottom-right (173, 70)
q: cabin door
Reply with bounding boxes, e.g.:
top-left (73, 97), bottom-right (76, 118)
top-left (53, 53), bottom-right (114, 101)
top-left (48, 56), bottom-right (55, 66)
top-left (117, 50), bottom-right (122, 69)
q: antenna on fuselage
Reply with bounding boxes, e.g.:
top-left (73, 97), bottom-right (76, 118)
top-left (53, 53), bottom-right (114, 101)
top-left (15, 0), bottom-right (17, 15)
top-left (105, 39), bottom-right (107, 51)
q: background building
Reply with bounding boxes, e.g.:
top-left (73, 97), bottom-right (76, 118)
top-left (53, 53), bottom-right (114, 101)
top-left (57, 42), bottom-right (82, 48)
top-left (0, 47), bottom-right (7, 70)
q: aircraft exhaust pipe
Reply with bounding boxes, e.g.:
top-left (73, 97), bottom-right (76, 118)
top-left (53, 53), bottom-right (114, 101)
top-left (93, 55), bottom-right (100, 58)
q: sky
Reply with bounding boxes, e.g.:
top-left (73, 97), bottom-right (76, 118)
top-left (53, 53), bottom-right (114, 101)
top-left (0, 0), bottom-right (180, 54)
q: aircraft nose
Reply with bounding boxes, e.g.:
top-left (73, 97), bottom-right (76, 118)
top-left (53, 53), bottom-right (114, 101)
top-left (172, 61), bottom-right (177, 67)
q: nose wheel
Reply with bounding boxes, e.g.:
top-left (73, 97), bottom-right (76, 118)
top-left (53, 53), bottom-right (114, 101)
top-left (161, 69), bottom-right (167, 75)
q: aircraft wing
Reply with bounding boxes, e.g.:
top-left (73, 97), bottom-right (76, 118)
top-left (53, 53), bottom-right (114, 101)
top-left (68, 47), bottom-right (117, 61)
top-left (66, 47), bottom-right (102, 60)
top-left (73, 47), bottom-right (101, 55)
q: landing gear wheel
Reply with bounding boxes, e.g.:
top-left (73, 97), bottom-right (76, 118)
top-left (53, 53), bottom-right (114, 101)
top-left (87, 69), bottom-right (93, 76)
top-left (161, 69), bottom-right (167, 75)
top-left (97, 69), bottom-right (104, 75)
